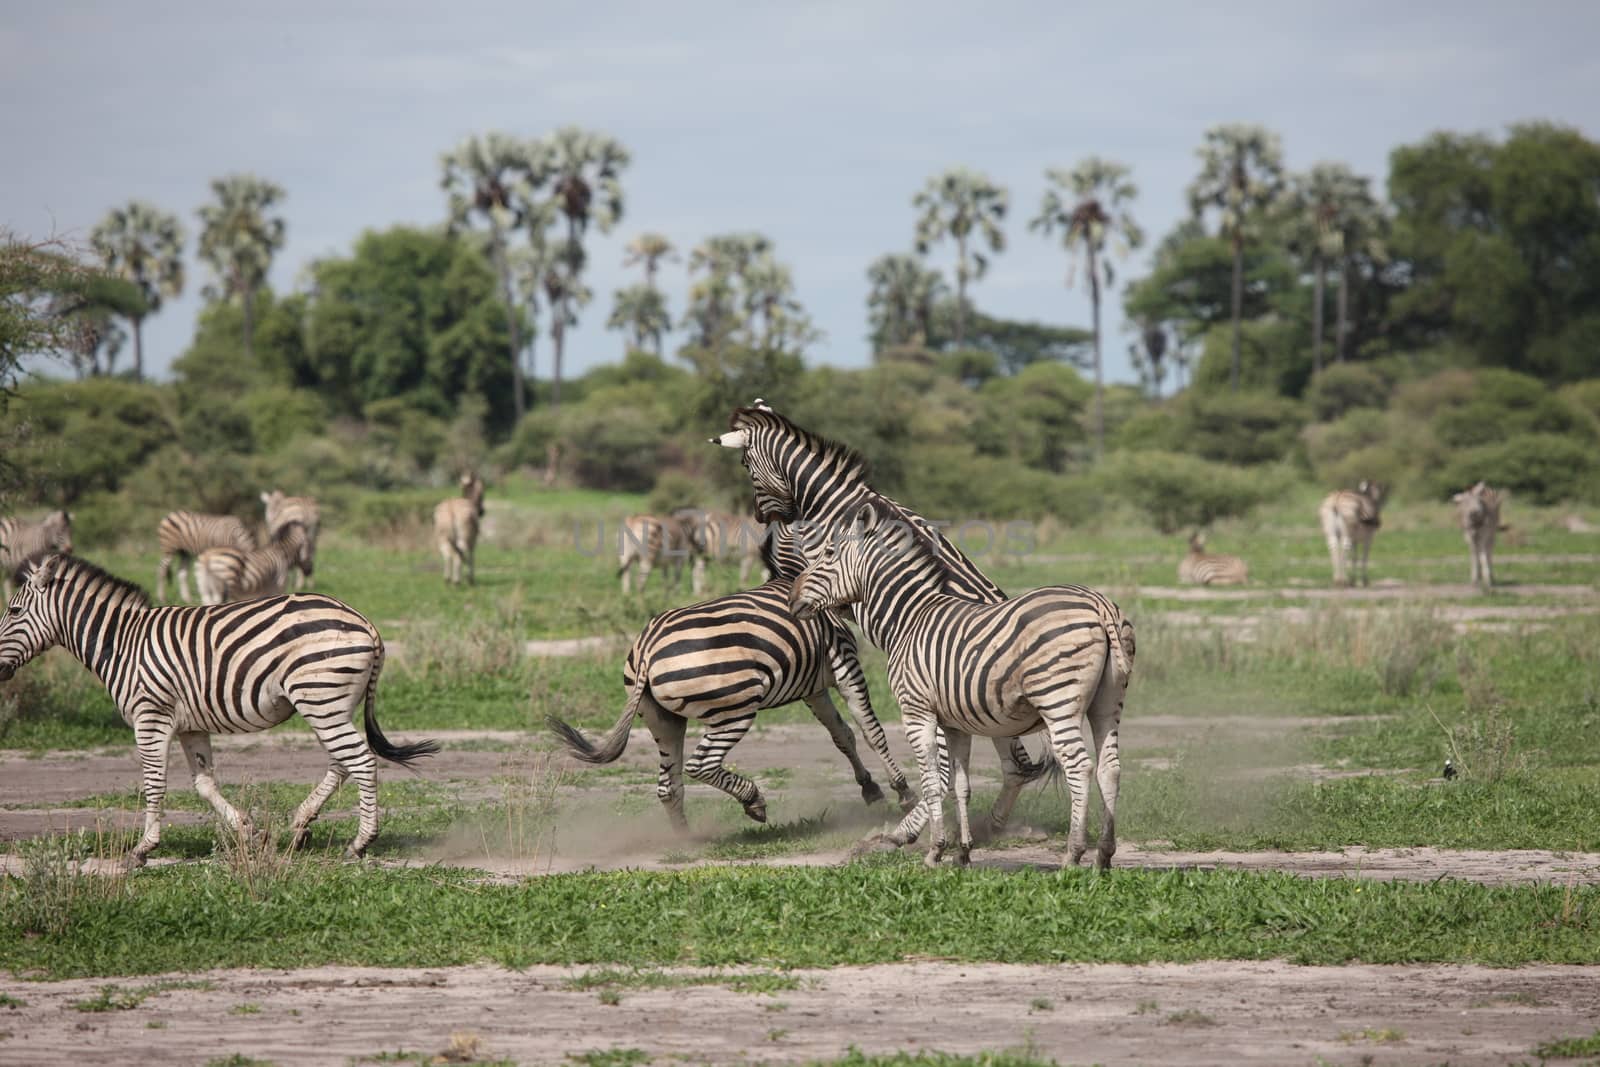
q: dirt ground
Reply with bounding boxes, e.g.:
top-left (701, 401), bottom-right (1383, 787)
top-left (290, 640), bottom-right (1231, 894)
top-left (4, 960), bottom-right (1599, 1066)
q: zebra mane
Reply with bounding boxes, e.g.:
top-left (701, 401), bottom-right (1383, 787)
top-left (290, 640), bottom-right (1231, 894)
top-left (858, 493), bottom-right (956, 584)
top-left (729, 407), bottom-right (871, 484)
top-left (17, 554), bottom-right (152, 607)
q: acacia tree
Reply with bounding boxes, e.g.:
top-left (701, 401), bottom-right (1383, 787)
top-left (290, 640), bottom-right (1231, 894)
top-left (442, 132), bottom-right (546, 422)
top-left (607, 284), bottom-right (671, 352)
top-left (623, 232), bottom-right (677, 292)
top-left (89, 201), bottom-right (184, 380)
top-left (865, 253), bottom-right (948, 350)
top-left (196, 174), bottom-right (286, 362)
top-left (1030, 158), bottom-right (1143, 457)
top-left (913, 168), bottom-right (1007, 346)
top-left (1187, 125), bottom-right (1284, 391)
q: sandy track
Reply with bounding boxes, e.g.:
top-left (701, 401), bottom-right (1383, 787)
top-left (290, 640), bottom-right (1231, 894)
top-left (4, 960), bottom-right (1598, 1066)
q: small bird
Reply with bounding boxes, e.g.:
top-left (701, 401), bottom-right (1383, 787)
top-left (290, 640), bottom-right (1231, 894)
top-left (1442, 759), bottom-right (1457, 780)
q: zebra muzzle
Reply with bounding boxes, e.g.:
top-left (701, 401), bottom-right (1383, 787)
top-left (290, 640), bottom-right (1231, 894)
top-left (0, 664), bottom-right (14, 682)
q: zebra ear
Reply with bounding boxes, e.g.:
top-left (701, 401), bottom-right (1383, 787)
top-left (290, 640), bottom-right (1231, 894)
top-left (30, 554), bottom-right (63, 589)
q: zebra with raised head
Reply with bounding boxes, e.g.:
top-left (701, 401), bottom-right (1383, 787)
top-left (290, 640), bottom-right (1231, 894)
top-left (0, 510), bottom-right (73, 600)
top-left (195, 523), bottom-right (311, 605)
top-left (1319, 480), bottom-right (1387, 587)
top-left (155, 510), bottom-right (256, 603)
top-left (790, 495), bottom-right (1134, 868)
top-left (617, 513), bottom-right (691, 595)
top-left (1177, 531), bottom-right (1249, 586)
top-left (0, 554), bottom-right (437, 867)
top-left (435, 472), bottom-right (486, 586)
top-left (260, 490), bottom-right (320, 590)
top-left (1453, 481), bottom-right (1506, 589)
top-left (711, 401), bottom-right (1049, 840)
top-left (551, 523), bottom-right (915, 829)
top-left (673, 507), bottom-right (771, 595)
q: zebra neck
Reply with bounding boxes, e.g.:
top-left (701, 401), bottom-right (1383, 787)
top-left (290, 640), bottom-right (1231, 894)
top-left (856, 548), bottom-right (945, 654)
top-left (789, 455), bottom-right (868, 524)
top-left (54, 586), bottom-right (146, 691)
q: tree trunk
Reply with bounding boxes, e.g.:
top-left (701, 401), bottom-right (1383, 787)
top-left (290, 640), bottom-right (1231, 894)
top-left (955, 233), bottom-right (968, 347)
top-left (1229, 232), bottom-right (1244, 392)
top-left (1088, 244), bottom-right (1103, 461)
top-left (132, 316), bottom-right (144, 382)
top-left (551, 313), bottom-right (565, 409)
top-left (491, 229), bottom-right (525, 424)
top-left (242, 286), bottom-right (256, 363)
top-left (1335, 258), bottom-right (1350, 363)
top-left (1311, 252), bottom-right (1325, 376)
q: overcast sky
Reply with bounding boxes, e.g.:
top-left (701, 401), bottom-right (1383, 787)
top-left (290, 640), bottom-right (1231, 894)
top-left (5, 2), bottom-right (1597, 387)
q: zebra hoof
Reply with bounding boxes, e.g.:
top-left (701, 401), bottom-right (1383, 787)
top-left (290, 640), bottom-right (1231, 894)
top-left (860, 780), bottom-right (886, 806)
top-left (743, 799), bottom-right (768, 824)
top-left (894, 785), bottom-right (918, 812)
top-left (121, 852), bottom-right (149, 873)
top-left (956, 844), bottom-right (971, 867)
top-left (847, 833), bottom-right (899, 860)
top-left (922, 847), bottom-right (945, 869)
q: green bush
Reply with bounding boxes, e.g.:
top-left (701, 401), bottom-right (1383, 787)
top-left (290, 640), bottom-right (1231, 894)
top-left (3, 379), bottom-right (175, 502)
top-left (1558, 378), bottom-right (1600, 433)
top-left (901, 445), bottom-right (1105, 523)
top-left (1305, 364), bottom-right (1391, 421)
top-left (243, 387), bottom-right (328, 453)
top-left (1097, 450), bottom-right (1285, 533)
top-left (1109, 406), bottom-right (1186, 453)
top-left (1180, 391), bottom-right (1308, 466)
top-left (1319, 443), bottom-right (1413, 496)
top-left (343, 492), bottom-right (436, 538)
top-left (1392, 368), bottom-right (1478, 420)
top-left (1433, 434), bottom-right (1600, 505)
top-left (646, 471), bottom-right (707, 515)
top-left (1303, 408), bottom-right (1390, 481)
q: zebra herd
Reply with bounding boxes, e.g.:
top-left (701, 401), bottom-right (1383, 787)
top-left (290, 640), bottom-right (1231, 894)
top-left (615, 509), bottom-right (768, 596)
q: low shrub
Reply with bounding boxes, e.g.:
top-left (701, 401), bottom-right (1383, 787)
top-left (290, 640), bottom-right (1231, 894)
top-left (1096, 451), bottom-right (1286, 533)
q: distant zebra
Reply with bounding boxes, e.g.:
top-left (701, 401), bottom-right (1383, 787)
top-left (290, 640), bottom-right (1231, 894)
top-left (1319, 480), bottom-right (1387, 587)
top-left (673, 508), bottom-right (770, 594)
top-left (550, 524), bottom-right (915, 829)
top-left (156, 510), bottom-right (256, 603)
top-left (195, 523), bottom-right (311, 604)
top-left (1177, 532), bottom-right (1249, 586)
top-left (617, 514), bottom-right (691, 594)
top-left (435, 472), bottom-right (486, 586)
top-left (0, 554), bottom-right (437, 867)
top-left (1453, 481), bottom-right (1506, 589)
top-left (260, 490), bottom-right (320, 590)
top-left (789, 495), bottom-right (1134, 868)
top-left (712, 401), bottom-right (1048, 838)
top-left (0, 510), bottom-right (73, 600)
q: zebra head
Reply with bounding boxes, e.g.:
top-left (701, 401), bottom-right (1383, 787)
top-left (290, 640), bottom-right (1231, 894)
top-left (42, 510), bottom-right (73, 555)
top-left (1357, 480), bottom-right (1389, 508)
top-left (0, 554), bottom-right (67, 682)
top-left (789, 498), bottom-right (906, 620)
top-left (710, 406), bottom-right (796, 523)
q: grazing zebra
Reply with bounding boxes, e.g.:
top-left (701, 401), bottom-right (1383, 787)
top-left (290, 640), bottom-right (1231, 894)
top-left (789, 496), bottom-right (1134, 868)
top-left (1319, 480), bottom-right (1387, 587)
top-left (550, 524), bottom-right (915, 829)
top-left (435, 472), bottom-right (486, 586)
top-left (0, 510), bottom-right (73, 600)
top-left (195, 523), bottom-right (310, 604)
top-left (673, 507), bottom-right (771, 594)
top-left (260, 490), bottom-right (320, 590)
top-left (617, 514), bottom-right (691, 594)
top-left (1177, 532), bottom-right (1249, 586)
top-left (0, 554), bottom-right (437, 867)
top-left (155, 510), bottom-right (256, 603)
top-left (712, 401), bottom-right (1048, 839)
top-left (1453, 481), bottom-right (1506, 589)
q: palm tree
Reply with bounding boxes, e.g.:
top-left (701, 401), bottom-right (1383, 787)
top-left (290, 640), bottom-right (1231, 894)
top-left (1280, 164), bottom-right (1369, 374)
top-left (1187, 124), bottom-right (1285, 391)
top-left (682, 233), bottom-right (771, 348)
top-left (541, 126), bottom-right (630, 408)
top-left (442, 132), bottom-right (546, 423)
top-left (913, 168), bottom-right (1007, 346)
top-left (1331, 181), bottom-right (1387, 364)
top-left (1128, 319), bottom-right (1169, 398)
top-left (1030, 158), bottom-right (1143, 457)
top-left (89, 201), bottom-right (184, 381)
top-left (196, 174), bottom-right (286, 362)
top-left (607, 283), bottom-right (671, 353)
top-left (865, 253), bottom-right (947, 349)
top-left (623, 232), bottom-right (677, 292)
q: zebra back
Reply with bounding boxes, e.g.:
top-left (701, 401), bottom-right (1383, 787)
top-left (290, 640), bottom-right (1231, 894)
top-left (157, 510), bottom-right (256, 559)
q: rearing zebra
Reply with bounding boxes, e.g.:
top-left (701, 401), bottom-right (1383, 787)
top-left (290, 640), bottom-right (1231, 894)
top-left (1319, 480), bottom-right (1387, 587)
top-left (0, 510), bottom-right (73, 600)
top-left (712, 401), bottom-right (1048, 839)
top-left (195, 523), bottom-right (311, 604)
top-left (790, 495), bottom-right (1134, 868)
top-left (155, 509), bottom-right (257, 603)
top-left (550, 523), bottom-right (914, 829)
top-left (0, 554), bottom-right (437, 867)
top-left (260, 490), bottom-right (320, 590)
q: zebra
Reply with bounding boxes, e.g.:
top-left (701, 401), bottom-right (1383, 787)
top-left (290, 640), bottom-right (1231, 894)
top-left (617, 513), bottom-right (692, 594)
top-left (0, 510), bottom-right (73, 601)
top-left (673, 507), bottom-right (771, 595)
top-left (0, 554), bottom-right (437, 867)
top-left (195, 523), bottom-right (311, 605)
top-left (435, 472), bottom-right (486, 586)
top-left (1453, 481), bottom-right (1506, 589)
top-left (260, 490), bottom-right (320, 590)
top-left (155, 510), bottom-right (257, 603)
top-left (1319, 480), bottom-right (1387, 587)
top-left (550, 524), bottom-right (915, 829)
top-left (789, 495), bottom-right (1134, 868)
top-left (711, 401), bottom-right (1049, 840)
top-left (1177, 531), bottom-right (1249, 586)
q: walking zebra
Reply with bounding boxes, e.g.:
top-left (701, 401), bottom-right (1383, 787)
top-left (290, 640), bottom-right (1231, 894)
top-left (1177, 532), bottom-right (1249, 586)
top-left (260, 490), bottom-right (320, 590)
top-left (195, 523), bottom-right (310, 604)
top-left (617, 514), bottom-right (691, 594)
top-left (790, 496), bottom-right (1134, 868)
top-left (1319, 480), bottom-right (1387, 587)
top-left (1453, 481), bottom-right (1506, 589)
top-left (155, 510), bottom-right (256, 603)
top-left (0, 510), bottom-right (73, 600)
top-left (673, 507), bottom-right (770, 594)
top-left (435, 472), bottom-right (486, 586)
top-left (712, 401), bottom-right (1049, 839)
top-left (550, 524), bottom-right (915, 829)
top-left (0, 554), bottom-right (437, 867)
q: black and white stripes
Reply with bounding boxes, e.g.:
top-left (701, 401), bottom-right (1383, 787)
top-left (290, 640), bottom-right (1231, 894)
top-left (0, 511), bottom-right (73, 600)
top-left (1319, 480), bottom-right (1386, 586)
top-left (155, 509), bottom-right (256, 603)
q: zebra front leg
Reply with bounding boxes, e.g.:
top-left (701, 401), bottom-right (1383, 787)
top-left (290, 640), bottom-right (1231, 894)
top-left (802, 690), bottom-right (883, 807)
top-left (947, 728), bottom-right (974, 866)
top-left (640, 697), bottom-right (689, 832)
top-left (684, 713), bottom-right (766, 822)
top-left (691, 557), bottom-right (708, 597)
top-left (127, 713), bottom-right (177, 870)
top-left (178, 732), bottom-right (252, 840)
top-left (977, 734), bottom-right (1037, 843)
top-left (889, 710), bottom-right (946, 866)
top-left (178, 561), bottom-right (195, 604)
top-left (825, 644), bottom-right (911, 806)
top-left (156, 555), bottom-right (171, 603)
top-left (291, 764), bottom-right (349, 849)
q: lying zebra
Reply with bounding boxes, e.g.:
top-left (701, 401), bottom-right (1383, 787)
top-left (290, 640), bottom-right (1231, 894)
top-left (790, 496), bottom-right (1134, 868)
top-left (1177, 532), bottom-right (1248, 586)
top-left (0, 554), bottom-right (437, 867)
top-left (551, 525), bottom-right (915, 830)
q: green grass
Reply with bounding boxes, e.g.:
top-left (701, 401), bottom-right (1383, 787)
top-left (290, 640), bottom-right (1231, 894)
top-left (1533, 1029), bottom-right (1600, 1059)
top-left (3, 861), bottom-right (1597, 979)
top-left (563, 968), bottom-right (801, 995)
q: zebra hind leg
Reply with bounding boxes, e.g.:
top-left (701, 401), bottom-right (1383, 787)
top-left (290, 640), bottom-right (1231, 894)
top-left (290, 764), bottom-right (350, 849)
top-left (1030, 659), bottom-right (1105, 869)
top-left (299, 702), bottom-right (381, 858)
top-left (802, 690), bottom-right (884, 807)
top-left (1086, 664), bottom-right (1127, 870)
top-left (684, 713), bottom-right (766, 822)
top-left (640, 697), bottom-right (689, 832)
top-left (178, 731), bottom-right (254, 842)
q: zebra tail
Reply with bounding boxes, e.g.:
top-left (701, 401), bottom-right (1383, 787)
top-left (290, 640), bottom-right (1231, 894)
top-left (1103, 610), bottom-right (1134, 682)
top-left (362, 639), bottom-right (441, 767)
top-left (546, 671), bottom-right (646, 764)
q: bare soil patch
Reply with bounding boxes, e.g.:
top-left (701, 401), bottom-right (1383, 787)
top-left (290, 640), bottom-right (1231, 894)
top-left (4, 960), bottom-right (1598, 1066)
